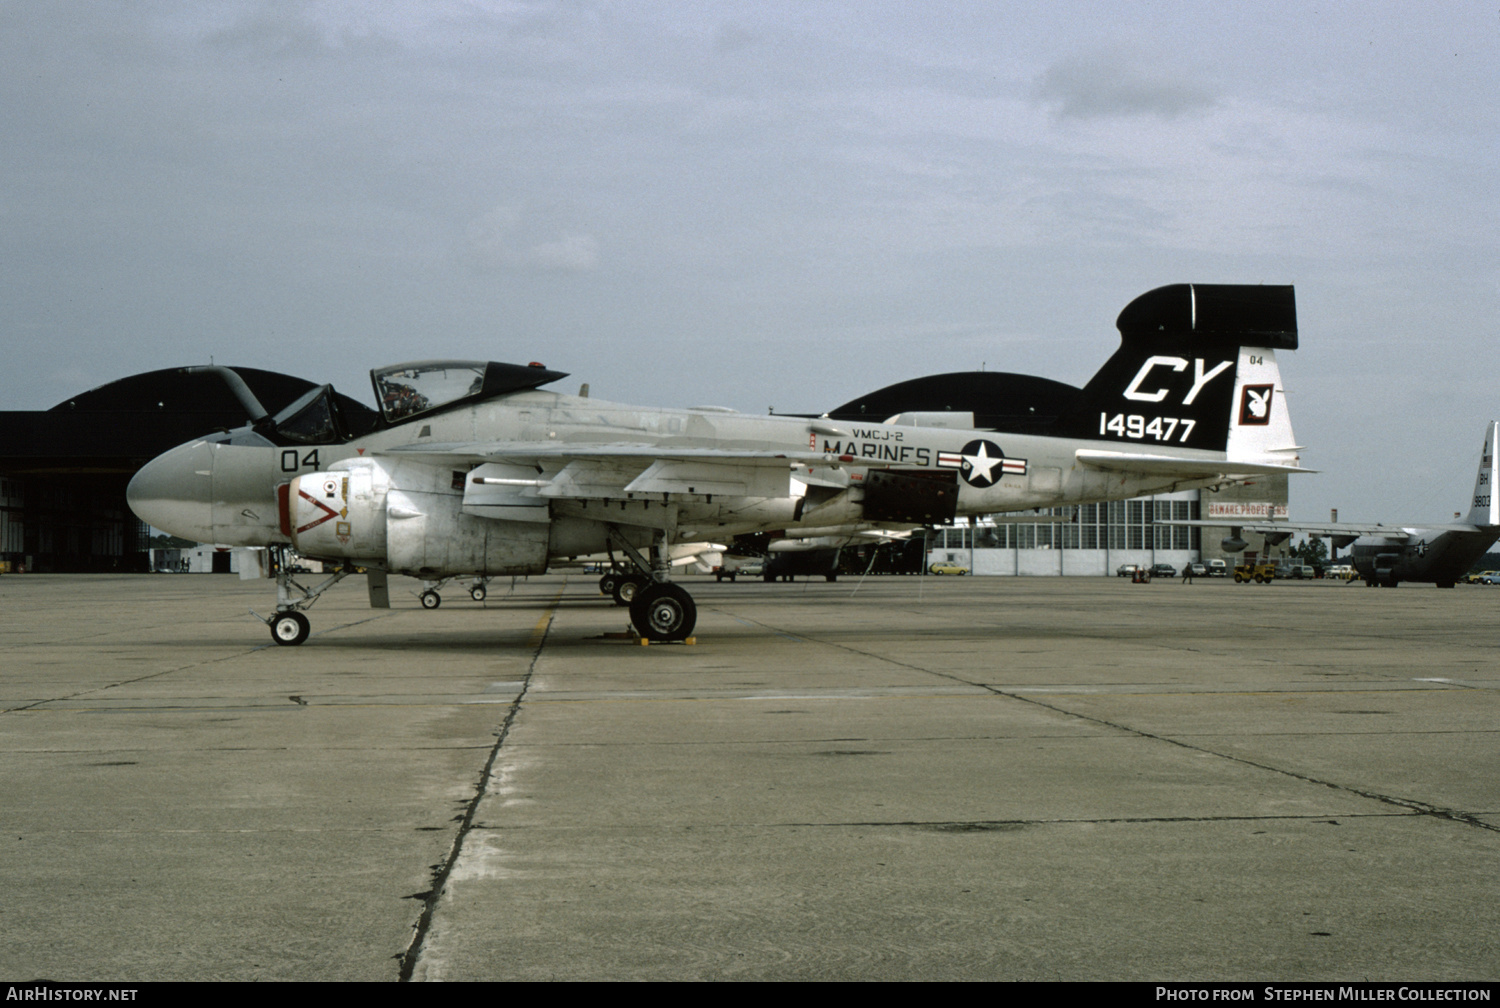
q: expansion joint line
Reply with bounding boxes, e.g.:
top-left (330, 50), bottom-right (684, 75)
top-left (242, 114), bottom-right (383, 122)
top-left (994, 688), bottom-right (1500, 834)
top-left (750, 627), bottom-right (1499, 835)
top-left (398, 594), bottom-right (560, 981)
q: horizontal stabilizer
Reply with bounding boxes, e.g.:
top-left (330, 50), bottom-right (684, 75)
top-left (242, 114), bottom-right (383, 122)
top-left (1156, 519), bottom-right (1411, 539)
top-left (1075, 449), bottom-right (1314, 477)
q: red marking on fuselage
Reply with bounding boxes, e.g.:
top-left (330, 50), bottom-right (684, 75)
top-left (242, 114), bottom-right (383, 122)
top-left (296, 489), bottom-right (339, 534)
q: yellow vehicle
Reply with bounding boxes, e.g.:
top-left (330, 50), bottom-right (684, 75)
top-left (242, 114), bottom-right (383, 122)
top-left (1233, 561), bottom-right (1277, 583)
top-left (929, 561), bottom-right (970, 575)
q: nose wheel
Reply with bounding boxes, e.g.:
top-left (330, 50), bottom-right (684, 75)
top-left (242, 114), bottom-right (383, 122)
top-left (270, 611), bottom-right (310, 646)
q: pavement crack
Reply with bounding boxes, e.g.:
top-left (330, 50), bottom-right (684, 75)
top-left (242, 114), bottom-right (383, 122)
top-left (397, 592), bottom-right (559, 982)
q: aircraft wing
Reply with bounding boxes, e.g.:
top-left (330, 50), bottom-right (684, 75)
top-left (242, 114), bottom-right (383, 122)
top-left (383, 441), bottom-right (836, 465)
top-left (1074, 449), bottom-right (1314, 477)
top-left (380, 441), bottom-right (837, 501)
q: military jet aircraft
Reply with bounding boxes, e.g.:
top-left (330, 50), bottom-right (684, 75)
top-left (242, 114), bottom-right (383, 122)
top-left (1158, 421), bottom-right (1500, 588)
top-left (128, 283), bottom-right (1308, 645)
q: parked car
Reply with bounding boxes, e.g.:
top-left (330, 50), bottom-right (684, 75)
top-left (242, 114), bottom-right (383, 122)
top-left (1464, 570), bottom-right (1499, 584)
top-left (1148, 563), bottom-right (1176, 578)
top-left (1116, 564), bottom-right (1140, 577)
top-left (1184, 563), bottom-right (1208, 577)
top-left (1205, 559), bottom-right (1229, 577)
top-left (929, 561), bottom-right (970, 575)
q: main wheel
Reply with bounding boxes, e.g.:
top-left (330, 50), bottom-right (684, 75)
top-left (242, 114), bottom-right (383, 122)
top-left (470, 585), bottom-right (487, 601)
top-left (630, 583), bottom-right (697, 642)
top-left (420, 590), bottom-right (441, 609)
top-left (612, 575), bottom-right (646, 606)
top-left (270, 611), bottom-right (310, 647)
top-left (599, 573), bottom-right (619, 596)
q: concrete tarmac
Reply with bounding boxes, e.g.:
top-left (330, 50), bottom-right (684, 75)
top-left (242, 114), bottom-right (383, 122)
top-left (2, 572), bottom-right (1497, 981)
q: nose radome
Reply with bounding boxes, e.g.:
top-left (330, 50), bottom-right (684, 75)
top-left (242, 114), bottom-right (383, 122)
top-left (127, 440), bottom-right (216, 541)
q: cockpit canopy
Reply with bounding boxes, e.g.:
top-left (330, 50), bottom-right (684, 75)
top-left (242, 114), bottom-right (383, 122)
top-left (371, 360), bottom-right (568, 425)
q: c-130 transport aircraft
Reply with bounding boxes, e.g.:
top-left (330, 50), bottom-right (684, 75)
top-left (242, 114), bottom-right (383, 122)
top-left (127, 283), bottom-right (1309, 645)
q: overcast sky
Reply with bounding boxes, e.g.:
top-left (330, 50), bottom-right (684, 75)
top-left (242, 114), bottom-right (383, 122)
top-left (3, 1), bottom-right (1495, 521)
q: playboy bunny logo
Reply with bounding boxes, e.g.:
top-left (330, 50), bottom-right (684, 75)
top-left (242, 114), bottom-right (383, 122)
top-left (1238, 385), bottom-right (1274, 426)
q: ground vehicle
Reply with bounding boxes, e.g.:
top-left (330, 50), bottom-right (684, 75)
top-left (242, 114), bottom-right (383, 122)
top-left (1116, 564), bottom-right (1140, 577)
top-left (713, 560), bottom-right (763, 582)
top-left (1205, 559), bottom-right (1228, 576)
top-left (929, 561), bottom-right (970, 575)
top-left (1184, 563), bottom-right (1207, 577)
top-left (1148, 563), bottom-right (1176, 578)
top-left (1235, 561), bottom-right (1277, 583)
top-left (1464, 570), bottom-right (1498, 584)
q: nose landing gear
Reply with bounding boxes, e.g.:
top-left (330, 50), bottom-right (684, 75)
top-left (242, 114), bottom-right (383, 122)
top-left (254, 546), bottom-right (356, 646)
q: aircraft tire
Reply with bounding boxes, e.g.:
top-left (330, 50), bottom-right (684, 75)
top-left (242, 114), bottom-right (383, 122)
top-left (420, 590), bottom-right (441, 609)
top-left (612, 575), bottom-right (646, 606)
top-left (271, 611), bottom-right (310, 647)
top-left (630, 583), bottom-right (697, 642)
top-left (599, 573), bottom-right (619, 596)
top-left (470, 585), bottom-right (487, 601)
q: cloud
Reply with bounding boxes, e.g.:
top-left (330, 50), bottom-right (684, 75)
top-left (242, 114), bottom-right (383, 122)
top-left (1033, 52), bottom-right (1218, 120)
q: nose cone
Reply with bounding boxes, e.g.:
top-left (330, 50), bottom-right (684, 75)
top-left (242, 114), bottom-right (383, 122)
top-left (127, 440), bottom-right (216, 541)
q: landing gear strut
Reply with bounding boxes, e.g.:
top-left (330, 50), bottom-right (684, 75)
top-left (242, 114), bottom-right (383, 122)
top-left (255, 546), bottom-right (354, 646)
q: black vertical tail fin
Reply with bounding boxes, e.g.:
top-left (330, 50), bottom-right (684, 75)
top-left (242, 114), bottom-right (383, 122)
top-left (1051, 284), bottom-right (1299, 462)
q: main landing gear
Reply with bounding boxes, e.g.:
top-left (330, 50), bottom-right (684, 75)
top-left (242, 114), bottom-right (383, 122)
top-left (601, 525), bottom-right (697, 642)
